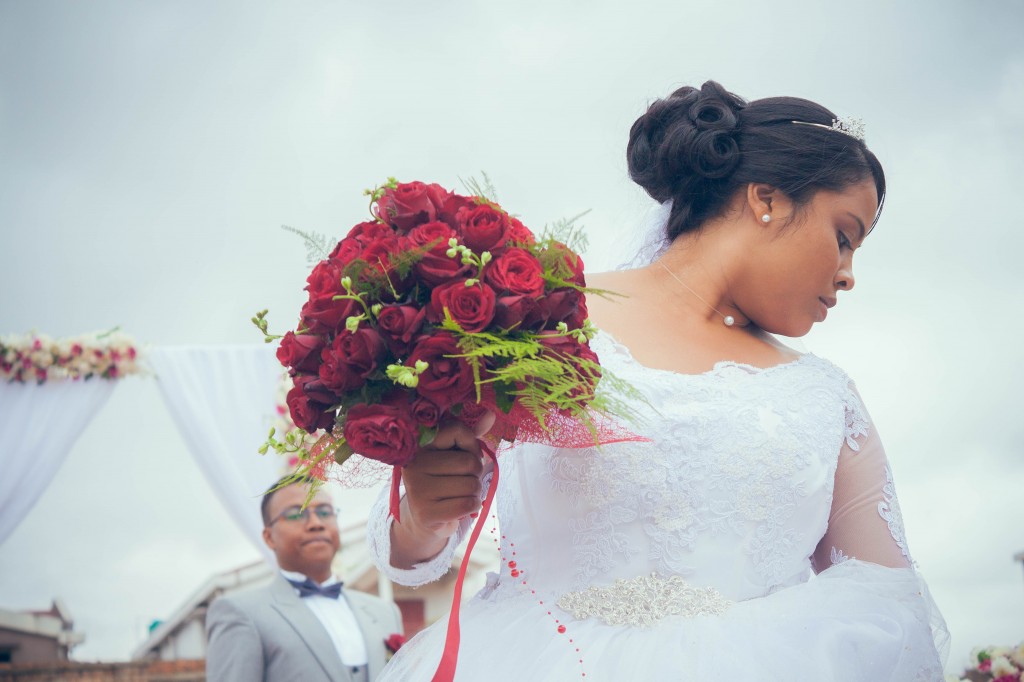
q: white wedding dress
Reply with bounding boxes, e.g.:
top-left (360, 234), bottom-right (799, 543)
top-left (367, 330), bottom-right (948, 681)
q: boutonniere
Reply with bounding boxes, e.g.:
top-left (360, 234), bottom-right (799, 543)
top-left (384, 633), bottom-right (406, 662)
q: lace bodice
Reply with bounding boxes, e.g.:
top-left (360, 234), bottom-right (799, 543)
top-left (369, 330), bottom-right (912, 606)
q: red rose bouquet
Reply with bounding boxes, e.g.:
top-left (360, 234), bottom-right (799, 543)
top-left (255, 178), bottom-right (641, 681)
top-left (256, 178), bottom-right (637, 506)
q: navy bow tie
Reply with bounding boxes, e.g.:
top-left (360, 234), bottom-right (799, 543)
top-left (287, 578), bottom-right (343, 599)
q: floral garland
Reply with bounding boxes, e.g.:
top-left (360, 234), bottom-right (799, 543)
top-left (948, 642), bottom-right (1024, 682)
top-left (0, 330), bottom-right (141, 383)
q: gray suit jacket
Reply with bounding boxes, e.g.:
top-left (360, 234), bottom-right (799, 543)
top-left (205, 575), bottom-right (402, 682)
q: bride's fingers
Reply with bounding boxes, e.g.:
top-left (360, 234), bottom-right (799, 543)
top-left (473, 410), bottom-right (496, 438)
top-left (423, 422), bottom-right (483, 453)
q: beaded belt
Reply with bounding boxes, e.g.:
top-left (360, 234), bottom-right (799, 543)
top-left (556, 573), bottom-right (733, 627)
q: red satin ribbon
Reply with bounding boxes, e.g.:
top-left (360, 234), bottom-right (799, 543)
top-left (430, 442), bottom-right (499, 682)
top-left (390, 465), bottom-right (403, 523)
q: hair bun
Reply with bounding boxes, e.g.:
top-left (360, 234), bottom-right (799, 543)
top-left (627, 81), bottom-right (745, 202)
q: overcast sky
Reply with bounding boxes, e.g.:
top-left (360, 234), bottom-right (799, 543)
top-left (1, 0), bottom-right (1022, 674)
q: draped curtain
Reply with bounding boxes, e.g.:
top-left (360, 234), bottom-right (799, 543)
top-left (0, 379), bottom-right (116, 546)
top-left (149, 345), bottom-right (285, 564)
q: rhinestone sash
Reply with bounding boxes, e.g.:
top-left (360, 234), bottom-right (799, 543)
top-left (556, 573), bottom-right (733, 627)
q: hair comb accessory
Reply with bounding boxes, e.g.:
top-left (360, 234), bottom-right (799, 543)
top-left (791, 117), bottom-right (866, 143)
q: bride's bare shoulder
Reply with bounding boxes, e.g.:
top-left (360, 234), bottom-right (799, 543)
top-left (584, 269), bottom-right (653, 326)
top-left (585, 269), bottom-right (648, 297)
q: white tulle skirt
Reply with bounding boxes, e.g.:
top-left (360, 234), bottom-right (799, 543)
top-left (379, 560), bottom-right (947, 681)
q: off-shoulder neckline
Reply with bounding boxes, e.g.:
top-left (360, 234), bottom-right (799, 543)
top-left (593, 329), bottom-right (816, 380)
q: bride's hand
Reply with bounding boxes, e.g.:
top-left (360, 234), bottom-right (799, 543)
top-left (390, 414), bottom-right (497, 571)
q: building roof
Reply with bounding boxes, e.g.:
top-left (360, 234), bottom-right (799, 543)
top-left (0, 599), bottom-right (84, 648)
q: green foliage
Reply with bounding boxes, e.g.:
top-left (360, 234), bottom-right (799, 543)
top-left (460, 172), bottom-right (499, 203)
top-left (281, 225), bottom-right (333, 265)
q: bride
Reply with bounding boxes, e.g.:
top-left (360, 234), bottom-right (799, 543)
top-left (365, 80), bottom-right (949, 681)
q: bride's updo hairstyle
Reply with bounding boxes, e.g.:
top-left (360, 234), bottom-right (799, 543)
top-left (627, 80), bottom-right (885, 241)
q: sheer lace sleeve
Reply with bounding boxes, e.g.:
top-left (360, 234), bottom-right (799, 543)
top-left (813, 390), bottom-right (913, 572)
top-left (366, 473), bottom-right (494, 587)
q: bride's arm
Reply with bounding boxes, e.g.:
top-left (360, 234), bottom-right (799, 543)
top-left (367, 421), bottom-right (494, 586)
top-left (813, 401), bottom-right (913, 572)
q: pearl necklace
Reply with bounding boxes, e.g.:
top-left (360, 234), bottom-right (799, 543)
top-left (657, 260), bottom-right (736, 327)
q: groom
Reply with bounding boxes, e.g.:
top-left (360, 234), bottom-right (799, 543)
top-left (206, 476), bottom-right (402, 681)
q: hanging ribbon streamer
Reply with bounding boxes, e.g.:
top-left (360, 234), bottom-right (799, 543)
top-left (389, 465), bottom-right (403, 523)
top-left (430, 442), bottom-right (499, 682)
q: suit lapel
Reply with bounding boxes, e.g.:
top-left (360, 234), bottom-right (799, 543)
top-left (269, 575), bottom-right (349, 682)
top-left (345, 591), bottom-right (386, 676)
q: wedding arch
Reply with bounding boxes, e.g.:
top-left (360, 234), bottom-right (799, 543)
top-left (0, 331), bottom-right (283, 560)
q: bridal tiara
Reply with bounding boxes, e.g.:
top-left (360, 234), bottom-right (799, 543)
top-left (791, 117), bottom-right (866, 143)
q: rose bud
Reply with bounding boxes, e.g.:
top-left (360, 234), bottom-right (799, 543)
top-left (504, 217), bottom-right (536, 247)
top-left (406, 333), bottom-right (475, 409)
top-left (328, 236), bottom-right (364, 265)
top-left (347, 220), bottom-right (395, 245)
top-left (276, 331), bottom-right (326, 375)
top-left (301, 260), bottom-right (361, 334)
top-left (377, 305), bottom-right (427, 357)
top-left (318, 328), bottom-right (386, 394)
top-left (539, 288), bottom-right (584, 328)
top-left (342, 403), bottom-right (419, 466)
top-left (492, 295), bottom-right (540, 330)
top-left (549, 241), bottom-right (586, 287)
top-left (410, 396), bottom-right (442, 428)
top-left (286, 382), bottom-right (336, 432)
top-left (437, 194), bottom-right (475, 231)
top-left (376, 182), bottom-right (438, 232)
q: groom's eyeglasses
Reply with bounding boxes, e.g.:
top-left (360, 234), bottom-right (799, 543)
top-left (268, 504), bottom-right (339, 526)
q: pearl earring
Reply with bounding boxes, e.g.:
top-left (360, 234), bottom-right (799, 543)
top-left (761, 214), bottom-right (771, 223)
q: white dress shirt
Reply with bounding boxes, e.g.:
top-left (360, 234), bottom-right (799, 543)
top-left (280, 570), bottom-right (369, 666)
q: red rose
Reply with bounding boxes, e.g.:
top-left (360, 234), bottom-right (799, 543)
top-left (505, 217), bottom-right (536, 247)
top-left (302, 260), bottom-right (361, 334)
top-left (410, 396), bottom-right (442, 428)
top-left (376, 305), bottom-right (427, 357)
top-left (277, 331), bottom-right (326, 375)
top-left (287, 381), bottom-right (336, 432)
top-left (376, 182), bottom-right (442, 232)
top-left (415, 250), bottom-right (472, 287)
top-left (294, 374), bottom-right (337, 405)
top-left (328, 236), bottom-right (362, 264)
top-left (539, 288), bottom-right (585, 328)
top-left (318, 328), bottom-right (386, 394)
top-left (358, 234), bottom-right (401, 274)
top-left (458, 204), bottom-right (509, 253)
top-left (407, 221), bottom-right (471, 286)
top-left (347, 220), bottom-right (394, 245)
top-left (384, 633), bottom-right (406, 654)
top-left (428, 279), bottom-right (496, 333)
top-left (458, 399), bottom-right (491, 431)
top-left (406, 332), bottom-right (475, 409)
top-left (492, 295), bottom-right (541, 330)
top-left (408, 220), bottom-right (457, 249)
top-left (437, 194), bottom-right (475, 230)
top-left (343, 403), bottom-right (419, 466)
top-left (550, 242), bottom-right (586, 287)
top-left (484, 248), bottom-right (545, 297)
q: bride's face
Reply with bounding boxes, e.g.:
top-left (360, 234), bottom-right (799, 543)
top-left (742, 179), bottom-right (879, 337)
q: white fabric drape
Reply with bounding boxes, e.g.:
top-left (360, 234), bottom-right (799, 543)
top-left (0, 379), bottom-right (116, 546)
top-left (150, 345), bottom-right (285, 564)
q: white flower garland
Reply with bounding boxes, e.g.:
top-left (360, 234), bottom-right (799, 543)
top-left (0, 330), bottom-right (142, 383)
